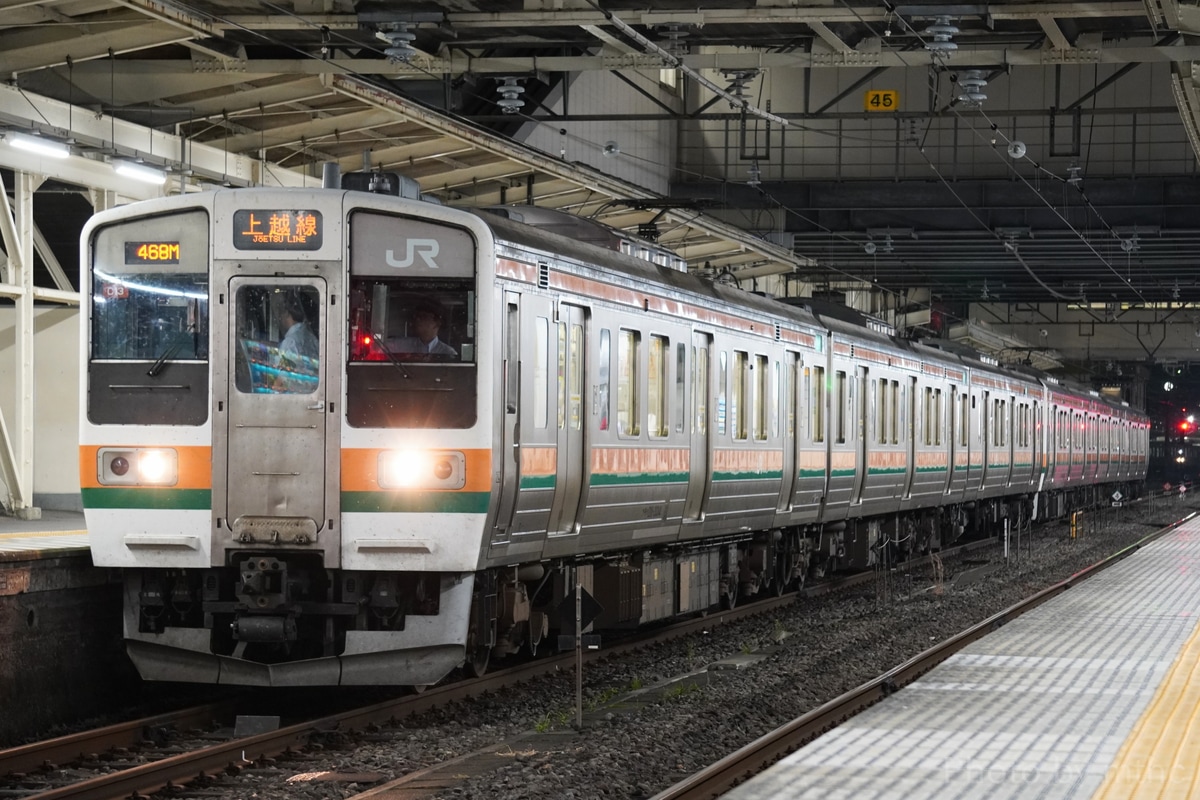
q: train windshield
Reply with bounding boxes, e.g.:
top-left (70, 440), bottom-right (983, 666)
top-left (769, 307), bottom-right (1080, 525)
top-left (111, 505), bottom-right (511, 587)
top-left (90, 210), bottom-right (210, 362)
top-left (346, 211), bottom-right (477, 429)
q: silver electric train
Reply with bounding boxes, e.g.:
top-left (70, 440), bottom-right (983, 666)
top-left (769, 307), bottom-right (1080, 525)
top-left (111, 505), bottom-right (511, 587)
top-left (80, 178), bottom-right (1150, 686)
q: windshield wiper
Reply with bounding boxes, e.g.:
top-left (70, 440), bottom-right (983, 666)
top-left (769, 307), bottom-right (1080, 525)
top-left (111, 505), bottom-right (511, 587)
top-left (370, 330), bottom-right (410, 379)
top-left (147, 325), bottom-right (196, 377)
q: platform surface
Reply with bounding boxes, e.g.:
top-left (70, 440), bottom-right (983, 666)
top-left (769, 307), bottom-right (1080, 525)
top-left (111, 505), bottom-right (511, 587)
top-left (0, 510), bottom-right (89, 559)
top-left (727, 515), bottom-right (1200, 800)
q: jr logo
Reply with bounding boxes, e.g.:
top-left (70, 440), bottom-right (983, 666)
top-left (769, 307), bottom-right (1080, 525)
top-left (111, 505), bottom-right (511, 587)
top-left (385, 239), bottom-right (440, 269)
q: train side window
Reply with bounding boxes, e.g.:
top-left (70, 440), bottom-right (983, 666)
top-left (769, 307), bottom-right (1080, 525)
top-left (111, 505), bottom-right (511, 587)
top-left (923, 387), bottom-right (932, 446)
top-left (569, 324), bottom-right (583, 431)
top-left (964, 398), bottom-right (974, 448)
top-left (835, 370), bottom-right (847, 444)
top-left (877, 379), bottom-right (887, 444)
top-left (617, 329), bottom-right (640, 437)
top-left (811, 365), bottom-right (825, 443)
top-left (695, 346), bottom-right (708, 435)
top-left (1001, 400), bottom-right (1008, 447)
top-left (1017, 403), bottom-right (1025, 448)
top-left (534, 317), bottom-right (549, 428)
top-left (753, 355), bottom-right (768, 441)
top-left (676, 343), bottom-right (686, 434)
top-left (505, 302), bottom-right (518, 414)
top-left (934, 388), bottom-right (942, 446)
top-left (890, 380), bottom-right (900, 445)
top-left (557, 322), bottom-right (567, 429)
top-left (648, 335), bottom-right (669, 438)
top-left (597, 329), bottom-right (610, 432)
top-left (718, 352), bottom-right (728, 436)
top-left (772, 359), bottom-right (781, 440)
top-left (959, 394), bottom-right (968, 447)
top-left (732, 351), bottom-right (748, 441)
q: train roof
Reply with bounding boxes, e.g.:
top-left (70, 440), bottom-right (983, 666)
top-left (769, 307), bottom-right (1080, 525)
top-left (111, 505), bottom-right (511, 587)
top-left (468, 205), bottom-right (827, 334)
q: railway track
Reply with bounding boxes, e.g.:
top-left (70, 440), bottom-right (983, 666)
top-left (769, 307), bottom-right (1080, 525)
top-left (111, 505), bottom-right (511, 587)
top-left (649, 506), bottom-right (1199, 800)
top-left (0, 590), bottom-right (810, 799)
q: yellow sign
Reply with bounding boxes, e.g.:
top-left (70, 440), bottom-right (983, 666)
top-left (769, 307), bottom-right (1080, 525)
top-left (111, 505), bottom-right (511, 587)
top-left (864, 90), bottom-right (899, 111)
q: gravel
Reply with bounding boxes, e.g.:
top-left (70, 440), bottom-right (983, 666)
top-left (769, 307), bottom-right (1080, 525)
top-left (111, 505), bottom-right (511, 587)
top-left (162, 495), bottom-right (1197, 800)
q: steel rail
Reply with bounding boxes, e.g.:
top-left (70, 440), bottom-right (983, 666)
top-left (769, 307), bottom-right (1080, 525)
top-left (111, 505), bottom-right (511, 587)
top-left (0, 703), bottom-right (234, 778)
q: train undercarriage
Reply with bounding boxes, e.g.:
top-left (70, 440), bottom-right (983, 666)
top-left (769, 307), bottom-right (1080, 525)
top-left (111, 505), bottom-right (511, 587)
top-left (127, 480), bottom-right (1142, 685)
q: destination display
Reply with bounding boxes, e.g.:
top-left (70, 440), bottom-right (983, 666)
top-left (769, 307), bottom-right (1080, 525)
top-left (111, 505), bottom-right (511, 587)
top-left (232, 209), bottom-right (323, 250)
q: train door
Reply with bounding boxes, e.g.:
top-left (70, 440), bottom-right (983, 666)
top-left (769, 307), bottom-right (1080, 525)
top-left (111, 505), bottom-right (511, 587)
top-left (851, 366), bottom-right (869, 505)
top-left (683, 331), bottom-right (712, 522)
top-left (547, 303), bottom-right (587, 536)
top-left (224, 276), bottom-right (328, 540)
top-left (777, 352), bottom-right (799, 512)
top-left (491, 291), bottom-right (521, 543)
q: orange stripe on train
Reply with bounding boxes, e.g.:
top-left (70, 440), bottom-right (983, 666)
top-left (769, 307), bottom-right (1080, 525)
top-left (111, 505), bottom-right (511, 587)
top-left (78, 445), bottom-right (212, 490)
top-left (591, 447), bottom-right (688, 474)
top-left (713, 449), bottom-right (784, 472)
top-left (521, 447), bottom-right (557, 476)
top-left (341, 448), bottom-right (492, 492)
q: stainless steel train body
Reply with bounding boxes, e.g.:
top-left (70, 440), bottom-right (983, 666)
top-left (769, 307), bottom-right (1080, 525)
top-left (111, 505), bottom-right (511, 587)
top-left (80, 186), bottom-right (1150, 686)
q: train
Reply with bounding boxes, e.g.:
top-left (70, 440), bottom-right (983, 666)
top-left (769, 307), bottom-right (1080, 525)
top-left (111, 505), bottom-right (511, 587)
top-left (80, 174), bottom-right (1150, 686)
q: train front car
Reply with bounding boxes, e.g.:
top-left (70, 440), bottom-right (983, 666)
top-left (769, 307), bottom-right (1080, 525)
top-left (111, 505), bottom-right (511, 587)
top-left (81, 189), bottom-right (496, 686)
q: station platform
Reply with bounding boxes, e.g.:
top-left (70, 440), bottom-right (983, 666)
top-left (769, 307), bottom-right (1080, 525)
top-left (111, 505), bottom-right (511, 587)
top-left (727, 514), bottom-right (1200, 800)
top-left (0, 509), bottom-right (88, 561)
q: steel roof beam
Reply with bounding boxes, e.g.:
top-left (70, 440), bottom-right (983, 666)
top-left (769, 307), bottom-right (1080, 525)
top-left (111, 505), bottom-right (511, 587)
top-left (56, 42), bottom-right (1200, 80)
top-left (442, 4), bottom-right (1148, 28)
top-left (0, 84), bottom-right (309, 188)
top-left (325, 73), bottom-right (809, 273)
top-left (0, 21), bottom-right (193, 74)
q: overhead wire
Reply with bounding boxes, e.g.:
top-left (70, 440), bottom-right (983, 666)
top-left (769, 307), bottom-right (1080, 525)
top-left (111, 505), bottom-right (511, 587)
top-left (838, 0), bottom-right (1147, 303)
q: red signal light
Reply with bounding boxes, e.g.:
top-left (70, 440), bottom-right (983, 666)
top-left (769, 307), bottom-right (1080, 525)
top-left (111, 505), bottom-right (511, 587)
top-left (1180, 421), bottom-right (1193, 434)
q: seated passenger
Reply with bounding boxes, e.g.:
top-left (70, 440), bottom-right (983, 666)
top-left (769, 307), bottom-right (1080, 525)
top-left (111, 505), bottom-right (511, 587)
top-left (391, 298), bottom-right (457, 358)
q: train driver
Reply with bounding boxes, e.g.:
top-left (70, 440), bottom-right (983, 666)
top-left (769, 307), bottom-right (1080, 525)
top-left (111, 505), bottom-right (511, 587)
top-left (392, 298), bottom-right (457, 358)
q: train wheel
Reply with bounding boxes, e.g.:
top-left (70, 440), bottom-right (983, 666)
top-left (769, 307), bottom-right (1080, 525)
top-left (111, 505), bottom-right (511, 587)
top-left (768, 548), bottom-right (793, 596)
top-left (465, 645), bottom-right (491, 677)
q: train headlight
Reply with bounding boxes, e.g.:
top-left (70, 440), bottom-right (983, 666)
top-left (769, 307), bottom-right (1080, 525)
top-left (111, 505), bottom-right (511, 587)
top-left (378, 450), bottom-right (465, 490)
top-left (137, 449), bottom-right (178, 485)
top-left (98, 447), bottom-right (178, 486)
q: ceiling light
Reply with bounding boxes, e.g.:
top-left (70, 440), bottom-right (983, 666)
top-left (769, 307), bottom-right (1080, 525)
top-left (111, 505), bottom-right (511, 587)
top-left (113, 160), bottom-right (167, 185)
top-left (6, 132), bottom-right (70, 159)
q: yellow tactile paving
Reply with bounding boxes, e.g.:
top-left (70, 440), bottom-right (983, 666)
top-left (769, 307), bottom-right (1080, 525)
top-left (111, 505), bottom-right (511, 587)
top-left (0, 529), bottom-right (88, 540)
top-left (1095, 616), bottom-right (1200, 799)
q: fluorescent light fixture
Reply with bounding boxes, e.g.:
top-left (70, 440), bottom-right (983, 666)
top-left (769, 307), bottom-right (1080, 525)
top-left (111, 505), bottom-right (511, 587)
top-left (6, 132), bottom-right (70, 159)
top-left (113, 159), bottom-right (167, 185)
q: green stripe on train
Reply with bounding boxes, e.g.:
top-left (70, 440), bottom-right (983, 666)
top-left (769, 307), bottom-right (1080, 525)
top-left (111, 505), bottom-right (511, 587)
top-left (591, 472), bottom-right (689, 486)
top-left (713, 470), bottom-right (785, 481)
top-left (519, 475), bottom-right (556, 490)
top-left (81, 487), bottom-right (211, 510)
top-left (341, 491), bottom-right (489, 513)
